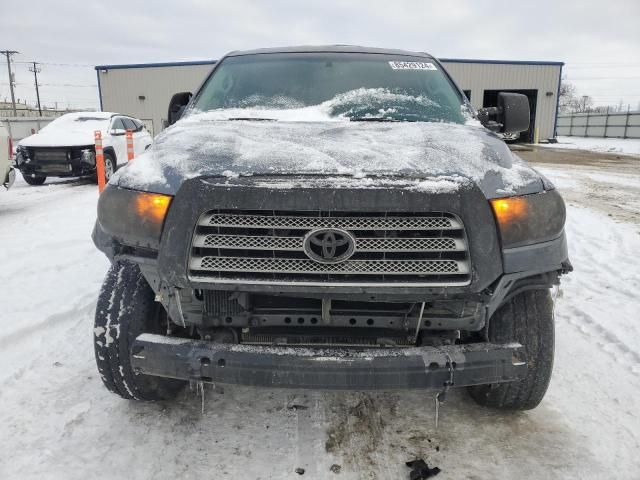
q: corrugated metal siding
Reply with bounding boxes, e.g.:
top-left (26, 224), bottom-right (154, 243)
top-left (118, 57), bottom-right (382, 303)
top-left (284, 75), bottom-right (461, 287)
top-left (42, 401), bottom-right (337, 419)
top-left (98, 64), bottom-right (215, 136)
top-left (441, 62), bottom-right (562, 140)
top-left (556, 112), bottom-right (640, 138)
top-left (99, 60), bottom-right (561, 141)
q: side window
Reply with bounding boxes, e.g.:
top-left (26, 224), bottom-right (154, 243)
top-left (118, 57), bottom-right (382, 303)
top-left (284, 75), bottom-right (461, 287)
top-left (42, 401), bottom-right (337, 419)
top-left (122, 118), bottom-right (137, 131)
top-left (463, 90), bottom-right (472, 102)
top-left (111, 118), bottom-right (125, 131)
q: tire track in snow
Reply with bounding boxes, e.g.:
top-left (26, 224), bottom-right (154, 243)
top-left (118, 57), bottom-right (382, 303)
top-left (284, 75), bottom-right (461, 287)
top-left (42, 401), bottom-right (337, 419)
top-left (559, 303), bottom-right (640, 375)
top-left (0, 294), bottom-right (97, 350)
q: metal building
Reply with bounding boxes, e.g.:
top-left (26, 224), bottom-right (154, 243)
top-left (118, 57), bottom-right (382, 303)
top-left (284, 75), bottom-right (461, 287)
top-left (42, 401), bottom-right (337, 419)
top-left (95, 60), bottom-right (217, 136)
top-left (96, 57), bottom-right (562, 142)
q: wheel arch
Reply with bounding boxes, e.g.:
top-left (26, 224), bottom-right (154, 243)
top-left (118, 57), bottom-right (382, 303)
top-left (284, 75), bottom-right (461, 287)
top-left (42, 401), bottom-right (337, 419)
top-left (102, 146), bottom-right (117, 162)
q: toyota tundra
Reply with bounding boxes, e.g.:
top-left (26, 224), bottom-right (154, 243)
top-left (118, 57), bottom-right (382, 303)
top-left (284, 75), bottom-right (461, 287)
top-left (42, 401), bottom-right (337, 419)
top-left (92, 46), bottom-right (571, 410)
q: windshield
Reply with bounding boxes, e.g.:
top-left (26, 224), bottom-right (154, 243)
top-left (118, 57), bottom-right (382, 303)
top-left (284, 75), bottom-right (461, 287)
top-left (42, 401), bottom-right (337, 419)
top-left (192, 53), bottom-right (468, 124)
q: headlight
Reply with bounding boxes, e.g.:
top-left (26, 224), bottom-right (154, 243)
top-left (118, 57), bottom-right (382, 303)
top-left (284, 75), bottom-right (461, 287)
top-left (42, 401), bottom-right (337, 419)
top-left (16, 145), bottom-right (29, 165)
top-left (97, 186), bottom-right (172, 249)
top-left (490, 190), bottom-right (566, 248)
top-left (81, 149), bottom-right (96, 166)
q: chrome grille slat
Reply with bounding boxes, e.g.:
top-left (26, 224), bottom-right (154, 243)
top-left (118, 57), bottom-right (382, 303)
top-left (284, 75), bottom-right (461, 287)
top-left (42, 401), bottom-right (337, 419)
top-left (195, 234), bottom-right (303, 250)
top-left (193, 234), bottom-right (463, 252)
top-left (189, 210), bottom-right (471, 286)
top-left (191, 257), bottom-right (468, 275)
top-left (200, 213), bottom-right (460, 230)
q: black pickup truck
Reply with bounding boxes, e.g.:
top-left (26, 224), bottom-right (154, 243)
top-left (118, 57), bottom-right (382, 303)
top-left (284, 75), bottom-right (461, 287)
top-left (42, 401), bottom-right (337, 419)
top-left (92, 46), bottom-right (570, 410)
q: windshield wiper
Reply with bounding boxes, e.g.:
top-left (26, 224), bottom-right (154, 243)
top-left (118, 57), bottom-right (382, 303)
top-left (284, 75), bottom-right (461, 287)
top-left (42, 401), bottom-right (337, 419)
top-left (349, 117), bottom-right (398, 122)
top-left (349, 117), bottom-right (417, 122)
top-left (226, 117), bottom-right (276, 121)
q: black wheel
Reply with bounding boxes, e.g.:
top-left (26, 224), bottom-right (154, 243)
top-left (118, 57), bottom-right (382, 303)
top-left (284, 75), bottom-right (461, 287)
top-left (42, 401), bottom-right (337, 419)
top-left (94, 261), bottom-right (186, 400)
top-left (468, 290), bottom-right (554, 410)
top-left (22, 172), bottom-right (46, 185)
top-left (102, 152), bottom-right (116, 183)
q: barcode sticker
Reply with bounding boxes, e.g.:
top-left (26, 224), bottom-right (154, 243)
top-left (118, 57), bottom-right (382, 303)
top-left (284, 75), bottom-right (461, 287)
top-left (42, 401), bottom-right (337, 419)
top-left (388, 61), bottom-right (438, 71)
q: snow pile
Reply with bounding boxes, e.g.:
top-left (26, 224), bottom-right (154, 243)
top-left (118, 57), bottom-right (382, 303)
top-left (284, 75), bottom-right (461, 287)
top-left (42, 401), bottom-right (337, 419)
top-left (410, 175), bottom-right (470, 193)
top-left (540, 136), bottom-right (640, 156)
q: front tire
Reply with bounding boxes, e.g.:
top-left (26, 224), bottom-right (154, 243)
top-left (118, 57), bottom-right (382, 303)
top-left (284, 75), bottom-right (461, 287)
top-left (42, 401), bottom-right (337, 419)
top-left (22, 172), bottom-right (47, 185)
top-left (94, 261), bottom-right (185, 400)
top-left (93, 152), bottom-right (116, 184)
top-left (101, 152), bottom-right (116, 183)
top-left (468, 290), bottom-right (555, 410)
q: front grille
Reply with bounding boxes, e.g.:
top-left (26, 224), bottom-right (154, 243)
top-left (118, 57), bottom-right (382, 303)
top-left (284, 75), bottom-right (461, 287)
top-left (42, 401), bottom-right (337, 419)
top-left (189, 210), bottom-right (471, 286)
top-left (32, 148), bottom-right (69, 163)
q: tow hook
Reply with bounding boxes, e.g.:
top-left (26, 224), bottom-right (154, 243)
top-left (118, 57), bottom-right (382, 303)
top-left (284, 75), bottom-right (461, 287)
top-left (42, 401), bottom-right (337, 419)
top-left (433, 349), bottom-right (455, 429)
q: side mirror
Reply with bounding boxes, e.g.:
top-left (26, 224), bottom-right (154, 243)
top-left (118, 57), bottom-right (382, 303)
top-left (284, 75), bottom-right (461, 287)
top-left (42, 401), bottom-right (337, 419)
top-left (498, 93), bottom-right (530, 133)
top-left (110, 128), bottom-right (126, 136)
top-left (477, 93), bottom-right (530, 134)
top-left (167, 92), bottom-right (192, 126)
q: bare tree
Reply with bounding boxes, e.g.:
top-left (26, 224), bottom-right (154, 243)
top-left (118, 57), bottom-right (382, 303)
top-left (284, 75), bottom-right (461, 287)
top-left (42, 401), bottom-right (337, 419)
top-left (570, 95), bottom-right (594, 113)
top-left (558, 77), bottom-right (577, 113)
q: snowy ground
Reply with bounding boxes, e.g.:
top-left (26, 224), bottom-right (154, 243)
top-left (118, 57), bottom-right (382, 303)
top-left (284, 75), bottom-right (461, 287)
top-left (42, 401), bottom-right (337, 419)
top-left (1, 155), bottom-right (640, 479)
top-left (539, 136), bottom-right (640, 156)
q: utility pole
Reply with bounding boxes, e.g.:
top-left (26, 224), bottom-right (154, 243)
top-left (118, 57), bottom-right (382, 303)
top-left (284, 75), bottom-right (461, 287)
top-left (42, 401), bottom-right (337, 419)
top-left (29, 62), bottom-right (42, 116)
top-left (1, 50), bottom-right (19, 116)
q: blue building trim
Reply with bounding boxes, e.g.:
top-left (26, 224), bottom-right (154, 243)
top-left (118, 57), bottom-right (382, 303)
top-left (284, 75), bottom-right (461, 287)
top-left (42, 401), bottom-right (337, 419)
top-left (94, 60), bottom-right (217, 71)
top-left (439, 58), bottom-right (564, 67)
top-left (96, 69), bottom-right (103, 111)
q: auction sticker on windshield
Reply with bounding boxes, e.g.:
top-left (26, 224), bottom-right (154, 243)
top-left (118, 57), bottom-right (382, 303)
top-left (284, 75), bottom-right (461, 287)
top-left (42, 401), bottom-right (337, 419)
top-left (388, 61), bottom-right (438, 70)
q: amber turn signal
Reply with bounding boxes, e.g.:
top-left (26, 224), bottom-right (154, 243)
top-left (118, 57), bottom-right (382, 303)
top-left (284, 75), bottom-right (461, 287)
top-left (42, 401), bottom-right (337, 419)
top-left (490, 197), bottom-right (529, 226)
top-left (134, 192), bottom-right (172, 223)
top-left (489, 191), bottom-right (566, 248)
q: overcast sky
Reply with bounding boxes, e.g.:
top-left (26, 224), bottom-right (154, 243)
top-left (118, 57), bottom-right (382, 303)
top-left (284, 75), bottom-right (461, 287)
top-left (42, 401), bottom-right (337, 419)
top-left (1, 0), bottom-right (639, 110)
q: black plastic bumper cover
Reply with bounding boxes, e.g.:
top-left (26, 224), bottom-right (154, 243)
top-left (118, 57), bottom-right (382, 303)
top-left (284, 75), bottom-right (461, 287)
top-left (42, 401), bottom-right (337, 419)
top-left (131, 334), bottom-right (526, 390)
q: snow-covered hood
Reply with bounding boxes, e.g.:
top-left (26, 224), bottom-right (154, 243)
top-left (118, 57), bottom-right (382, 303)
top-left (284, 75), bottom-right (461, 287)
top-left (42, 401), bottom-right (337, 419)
top-left (18, 113), bottom-right (112, 148)
top-left (19, 129), bottom-right (98, 148)
top-left (114, 115), bottom-right (544, 198)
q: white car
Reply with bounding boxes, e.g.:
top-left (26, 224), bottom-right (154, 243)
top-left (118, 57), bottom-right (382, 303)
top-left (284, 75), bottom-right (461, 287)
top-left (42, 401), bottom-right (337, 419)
top-left (1, 123), bottom-right (15, 189)
top-left (15, 111), bottom-right (152, 186)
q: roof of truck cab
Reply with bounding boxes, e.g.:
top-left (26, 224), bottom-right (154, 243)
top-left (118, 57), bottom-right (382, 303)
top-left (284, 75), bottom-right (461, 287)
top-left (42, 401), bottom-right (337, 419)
top-left (226, 45), bottom-right (435, 58)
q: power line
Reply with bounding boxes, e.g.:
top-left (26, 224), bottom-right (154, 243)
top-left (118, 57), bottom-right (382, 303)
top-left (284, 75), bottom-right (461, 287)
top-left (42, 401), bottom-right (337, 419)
top-left (566, 62), bottom-right (640, 66)
top-left (0, 82), bottom-right (97, 87)
top-left (14, 61), bottom-right (94, 68)
top-left (38, 83), bottom-right (97, 88)
top-left (566, 76), bottom-right (640, 80)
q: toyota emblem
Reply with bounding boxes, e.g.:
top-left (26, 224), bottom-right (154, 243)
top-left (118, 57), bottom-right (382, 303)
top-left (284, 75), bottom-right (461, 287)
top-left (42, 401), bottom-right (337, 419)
top-left (303, 228), bottom-right (356, 264)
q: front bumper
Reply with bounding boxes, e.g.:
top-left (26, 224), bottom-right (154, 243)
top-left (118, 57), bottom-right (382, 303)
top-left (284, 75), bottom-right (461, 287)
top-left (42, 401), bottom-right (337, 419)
top-left (3, 167), bottom-right (15, 189)
top-left (131, 333), bottom-right (526, 390)
top-left (16, 147), bottom-right (96, 177)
